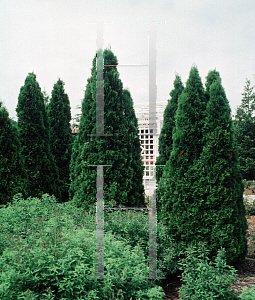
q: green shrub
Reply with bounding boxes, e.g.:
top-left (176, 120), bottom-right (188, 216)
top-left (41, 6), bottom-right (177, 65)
top-left (178, 242), bottom-right (239, 300)
top-left (104, 208), bottom-right (178, 280)
top-left (0, 194), bottom-right (165, 299)
top-left (239, 286), bottom-right (255, 299)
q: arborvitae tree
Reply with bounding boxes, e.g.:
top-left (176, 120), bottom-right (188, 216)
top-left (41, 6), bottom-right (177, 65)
top-left (47, 79), bottom-right (73, 202)
top-left (16, 73), bottom-right (60, 199)
top-left (122, 89), bottom-right (145, 205)
top-left (69, 77), bottom-right (94, 201)
top-left (0, 102), bottom-right (29, 205)
top-left (204, 69), bottom-right (220, 102)
top-left (157, 66), bottom-right (207, 239)
top-left (178, 75), bottom-right (248, 265)
top-left (233, 79), bottom-right (255, 180)
top-left (69, 49), bottom-right (145, 209)
top-left (155, 74), bottom-right (184, 184)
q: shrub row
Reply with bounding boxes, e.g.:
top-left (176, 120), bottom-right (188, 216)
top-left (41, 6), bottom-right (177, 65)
top-left (0, 193), bottom-right (255, 299)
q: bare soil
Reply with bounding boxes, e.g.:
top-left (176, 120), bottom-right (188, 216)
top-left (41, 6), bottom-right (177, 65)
top-left (244, 183), bottom-right (255, 195)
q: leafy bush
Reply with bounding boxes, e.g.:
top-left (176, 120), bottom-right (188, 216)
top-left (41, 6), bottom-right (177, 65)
top-left (239, 286), bottom-right (255, 299)
top-left (178, 242), bottom-right (239, 300)
top-left (0, 194), bottom-right (165, 299)
top-left (104, 207), bottom-right (178, 280)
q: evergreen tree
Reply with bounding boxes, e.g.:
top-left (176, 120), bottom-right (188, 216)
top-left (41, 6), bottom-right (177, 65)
top-left (122, 89), bottom-right (145, 205)
top-left (69, 49), bottom-right (145, 209)
top-left (204, 69), bottom-right (220, 102)
top-left (16, 73), bottom-right (60, 199)
top-left (157, 66), bottom-right (207, 243)
top-left (155, 74), bottom-right (184, 184)
top-left (233, 79), bottom-right (255, 180)
top-left (0, 102), bottom-right (28, 205)
top-left (179, 75), bottom-right (248, 265)
top-left (69, 77), bottom-right (94, 201)
top-left (47, 79), bottom-right (73, 202)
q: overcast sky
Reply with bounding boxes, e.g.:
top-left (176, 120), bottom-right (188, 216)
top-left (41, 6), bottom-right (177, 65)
top-left (1, 0), bottom-right (255, 122)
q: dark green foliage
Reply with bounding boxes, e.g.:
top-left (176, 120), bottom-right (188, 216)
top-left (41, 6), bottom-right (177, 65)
top-left (233, 79), bottom-right (255, 180)
top-left (0, 102), bottom-right (28, 205)
top-left (178, 243), bottom-right (239, 300)
top-left (155, 75), bottom-right (184, 184)
top-left (0, 194), bottom-right (166, 299)
top-left (47, 79), bottom-right (73, 202)
top-left (10, 119), bottom-right (17, 127)
top-left (104, 208), bottom-right (178, 279)
top-left (121, 89), bottom-right (145, 205)
top-left (69, 49), bottom-right (145, 209)
top-left (69, 77), bottom-right (95, 201)
top-left (205, 69), bottom-right (220, 101)
top-left (157, 66), bottom-right (207, 220)
top-left (160, 71), bottom-right (248, 265)
top-left (16, 73), bottom-right (61, 199)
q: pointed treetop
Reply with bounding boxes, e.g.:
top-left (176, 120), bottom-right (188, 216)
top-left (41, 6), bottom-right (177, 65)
top-left (205, 69), bottom-right (221, 99)
top-left (206, 77), bottom-right (231, 129)
top-left (169, 74), bottom-right (184, 103)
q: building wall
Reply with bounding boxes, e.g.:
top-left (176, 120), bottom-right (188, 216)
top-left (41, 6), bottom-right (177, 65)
top-left (134, 103), bottom-right (166, 197)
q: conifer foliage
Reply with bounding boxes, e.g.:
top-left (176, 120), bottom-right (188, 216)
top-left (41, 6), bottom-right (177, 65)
top-left (233, 79), bottom-right (255, 180)
top-left (0, 102), bottom-right (28, 205)
top-left (121, 89), bottom-right (145, 205)
top-left (186, 73), bottom-right (248, 264)
top-left (69, 49), bottom-right (145, 209)
top-left (47, 79), bottom-right (73, 202)
top-left (155, 74), bottom-right (184, 184)
top-left (69, 77), bottom-right (95, 202)
top-left (159, 68), bottom-right (248, 265)
top-left (157, 66), bottom-right (207, 218)
top-left (16, 73), bottom-right (60, 199)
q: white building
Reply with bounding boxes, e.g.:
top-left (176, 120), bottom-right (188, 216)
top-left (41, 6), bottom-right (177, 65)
top-left (134, 102), bottom-right (166, 197)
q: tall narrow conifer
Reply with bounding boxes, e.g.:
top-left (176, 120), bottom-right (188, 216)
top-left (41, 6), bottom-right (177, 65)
top-left (155, 75), bottom-right (184, 184)
top-left (69, 49), bottom-right (145, 209)
top-left (122, 89), bottom-right (145, 205)
top-left (16, 73), bottom-right (60, 199)
top-left (47, 79), bottom-right (73, 202)
top-left (233, 79), bottom-right (255, 180)
top-left (180, 74), bottom-right (248, 264)
top-left (157, 66), bottom-right (207, 236)
top-left (0, 102), bottom-right (28, 205)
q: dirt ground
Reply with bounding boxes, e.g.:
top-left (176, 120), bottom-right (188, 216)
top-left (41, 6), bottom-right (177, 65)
top-left (161, 213), bottom-right (255, 299)
top-left (244, 183), bottom-right (255, 195)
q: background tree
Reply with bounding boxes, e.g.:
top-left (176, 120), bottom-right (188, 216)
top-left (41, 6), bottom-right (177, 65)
top-left (47, 79), bottom-right (73, 202)
top-left (69, 49), bottom-right (145, 209)
top-left (0, 101), bottom-right (28, 205)
top-left (69, 77), bottom-right (94, 201)
top-left (121, 89), bottom-right (145, 206)
top-left (16, 73), bottom-right (60, 199)
top-left (179, 74), bottom-right (248, 265)
top-left (157, 66), bottom-right (207, 242)
top-left (204, 69), bottom-right (220, 101)
top-left (155, 74), bottom-right (184, 184)
top-left (233, 79), bottom-right (255, 180)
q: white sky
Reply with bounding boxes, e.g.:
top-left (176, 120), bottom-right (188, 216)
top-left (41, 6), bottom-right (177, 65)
top-left (1, 0), bottom-right (255, 122)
